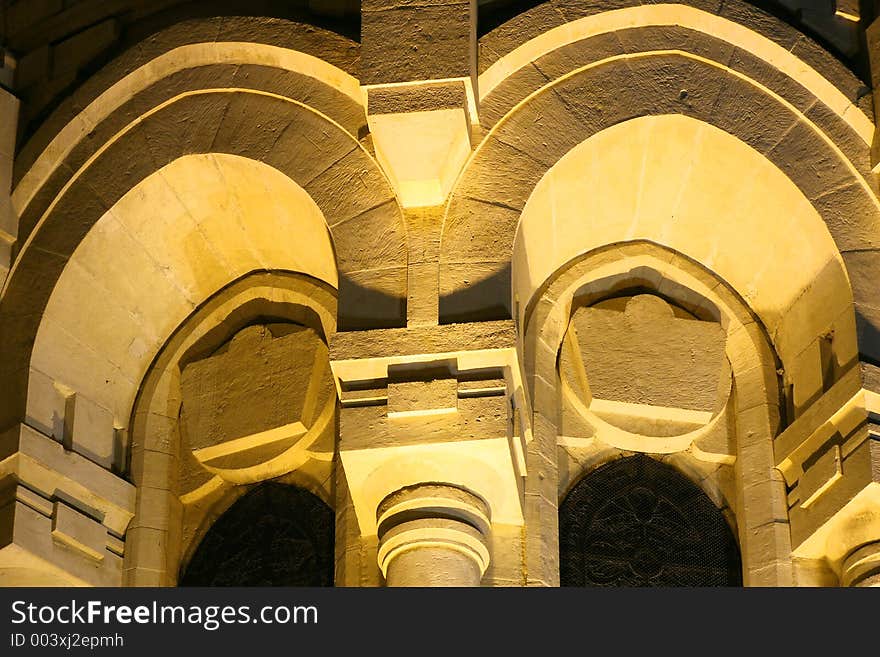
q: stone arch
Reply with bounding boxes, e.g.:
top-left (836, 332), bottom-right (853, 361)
top-left (513, 114), bottom-right (855, 410)
top-left (13, 14), bottom-right (363, 184)
top-left (521, 242), bottom-right (791, 586)
top-left (477, 1), bottom-right (871, 132)
top-left (441, 0), bottom-right (878, 364)
top-left (1, 38), bottom-right (409, 433)
top-left (125, 271), bottom-right (337, 586)
top-left (26, 153), bottom-right (338, 440)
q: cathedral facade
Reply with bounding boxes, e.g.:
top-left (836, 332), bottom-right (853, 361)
top-left (1, 0), bottom-right (879, 587)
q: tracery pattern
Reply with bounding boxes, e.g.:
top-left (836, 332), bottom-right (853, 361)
top-left (180, 483), bottom-right (334, 586)
top-left (560, 455), bottom-right (741, 587)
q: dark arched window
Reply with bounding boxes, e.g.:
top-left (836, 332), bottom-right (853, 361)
top-left (559, 455), bottom-right (741, 587)
top-left (179, 483), bottom-right (334, 586)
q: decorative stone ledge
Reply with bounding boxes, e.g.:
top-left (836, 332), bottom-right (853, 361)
top-left (333, 332), bottom-right (528, 538)
top-left (0, 423), bottom-right (135, 585)
top-left (774, 365), bottom-right (880, 571)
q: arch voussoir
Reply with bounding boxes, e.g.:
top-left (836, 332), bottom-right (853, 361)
top-left (443, 51), bottom-right (880, 341)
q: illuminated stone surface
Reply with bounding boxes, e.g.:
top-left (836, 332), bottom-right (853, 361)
top-left (0, 0), bottom-right (879, 587)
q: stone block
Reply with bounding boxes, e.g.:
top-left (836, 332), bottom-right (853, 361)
top-left (771, 122), bottom-right (857, 205)
top-left (66, 392), bottom-right (115, 469)
top-left (793, 556), bottom-right (838, 586)
top-left (341, 391), bottom-right (509, 449)
top-left (308, 148), bottom-right (397, 227)
top-left (123, 526), bottom-right (168, 573)
top-left (441, 197), bottom-right (520, 264)
top-left (123, 566), bottom-right (164, 587)
top-left (129, 449), bottom-right (176, 492)
top-left (789, 340), bottom-right (825, 415)
top-left (130, 487), bottom-right (178, 533)
top-left (361, 0), bottom-right (475, 86)
top-left (453, 136), bottom-right (545, 209)
top-left (0, 497), bottom-right (122, 586)
top-left (739, 478), bottom-right (787, 530)
top-left (24, 369), bottom-right (69, 442)
top-left (789, 438), bottom-right (876, 552)
top-left (804, 101), bottom-right (871, 179)
top-left (407, 261), bottom-right (440, 326)
top-left (51, 500), bottom-right (106, 561)
top-left (718, 1), bottom-right (802, 51)
top-left (570, 296), bottom-right (727, 413)
top-left (737, 403), bottom-right (778, 450)
top-left (180, 324), bottom-right (325, 449)
top-left (332, 201), bottom-right (408, 271)
top-left (10, 423), bottom-right (135, 536)
top-left (484, 522), bottom-right (524, 584)
top-left (438, 261), bottom-right (511, 323)
top-left (800, 443), bottom-right (844, 510)
top-left (479, 1), bottom-right (567, 72)
top-left (479, 63), bottom-right (548, 127)
top-left (491, 82), bottom-right (592, 168)
top-left (522, 491), bottom-right (559, 585)
top-left (338, 266), bottom-right (408, 331)
top-left (330, 321), bottom-right (515, 368)
top-left (388, 378), bottom-right (458, 417)
top-left (746, 558), bottom-right (794, 587)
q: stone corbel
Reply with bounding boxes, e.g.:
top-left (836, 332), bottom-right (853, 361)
top-left (360, 0), bottom-right (478, 208)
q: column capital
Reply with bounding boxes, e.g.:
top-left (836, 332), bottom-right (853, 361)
top-left (841, 541), bottom-right (880, 586)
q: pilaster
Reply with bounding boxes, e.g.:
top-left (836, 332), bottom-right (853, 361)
top-left (331, 321), bottom-right (529, 585)
top-left (360, 0), bottom-right (478, 209)
top-left (0, 75), bottom-right (18, 287)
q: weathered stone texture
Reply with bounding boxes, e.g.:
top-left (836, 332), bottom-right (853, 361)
top-left (361, 0), bottom-right (475, 85)
top-left (2, 0), bottom-right (880, 589)
top-left (180, 324), bottom-right (330, 457)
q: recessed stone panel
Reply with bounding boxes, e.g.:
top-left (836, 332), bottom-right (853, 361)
top-left (179, 323), bottom-right (334, 477)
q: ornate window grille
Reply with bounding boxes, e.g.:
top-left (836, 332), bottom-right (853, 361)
top-left (180, 483), bottom-right (334, 586)
top-left (560, 455), bottom-right (742, 587)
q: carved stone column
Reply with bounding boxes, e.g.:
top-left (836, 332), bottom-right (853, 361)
top-left (331, 321), bottom-right (528, 586)
top-left (377, 484), bottom-right (490, 586)
top-left (841, 541), bottom-right (880, 587)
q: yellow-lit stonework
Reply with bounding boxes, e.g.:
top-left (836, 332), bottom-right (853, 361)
top-left (0, 0), bottom-right (879, 587)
